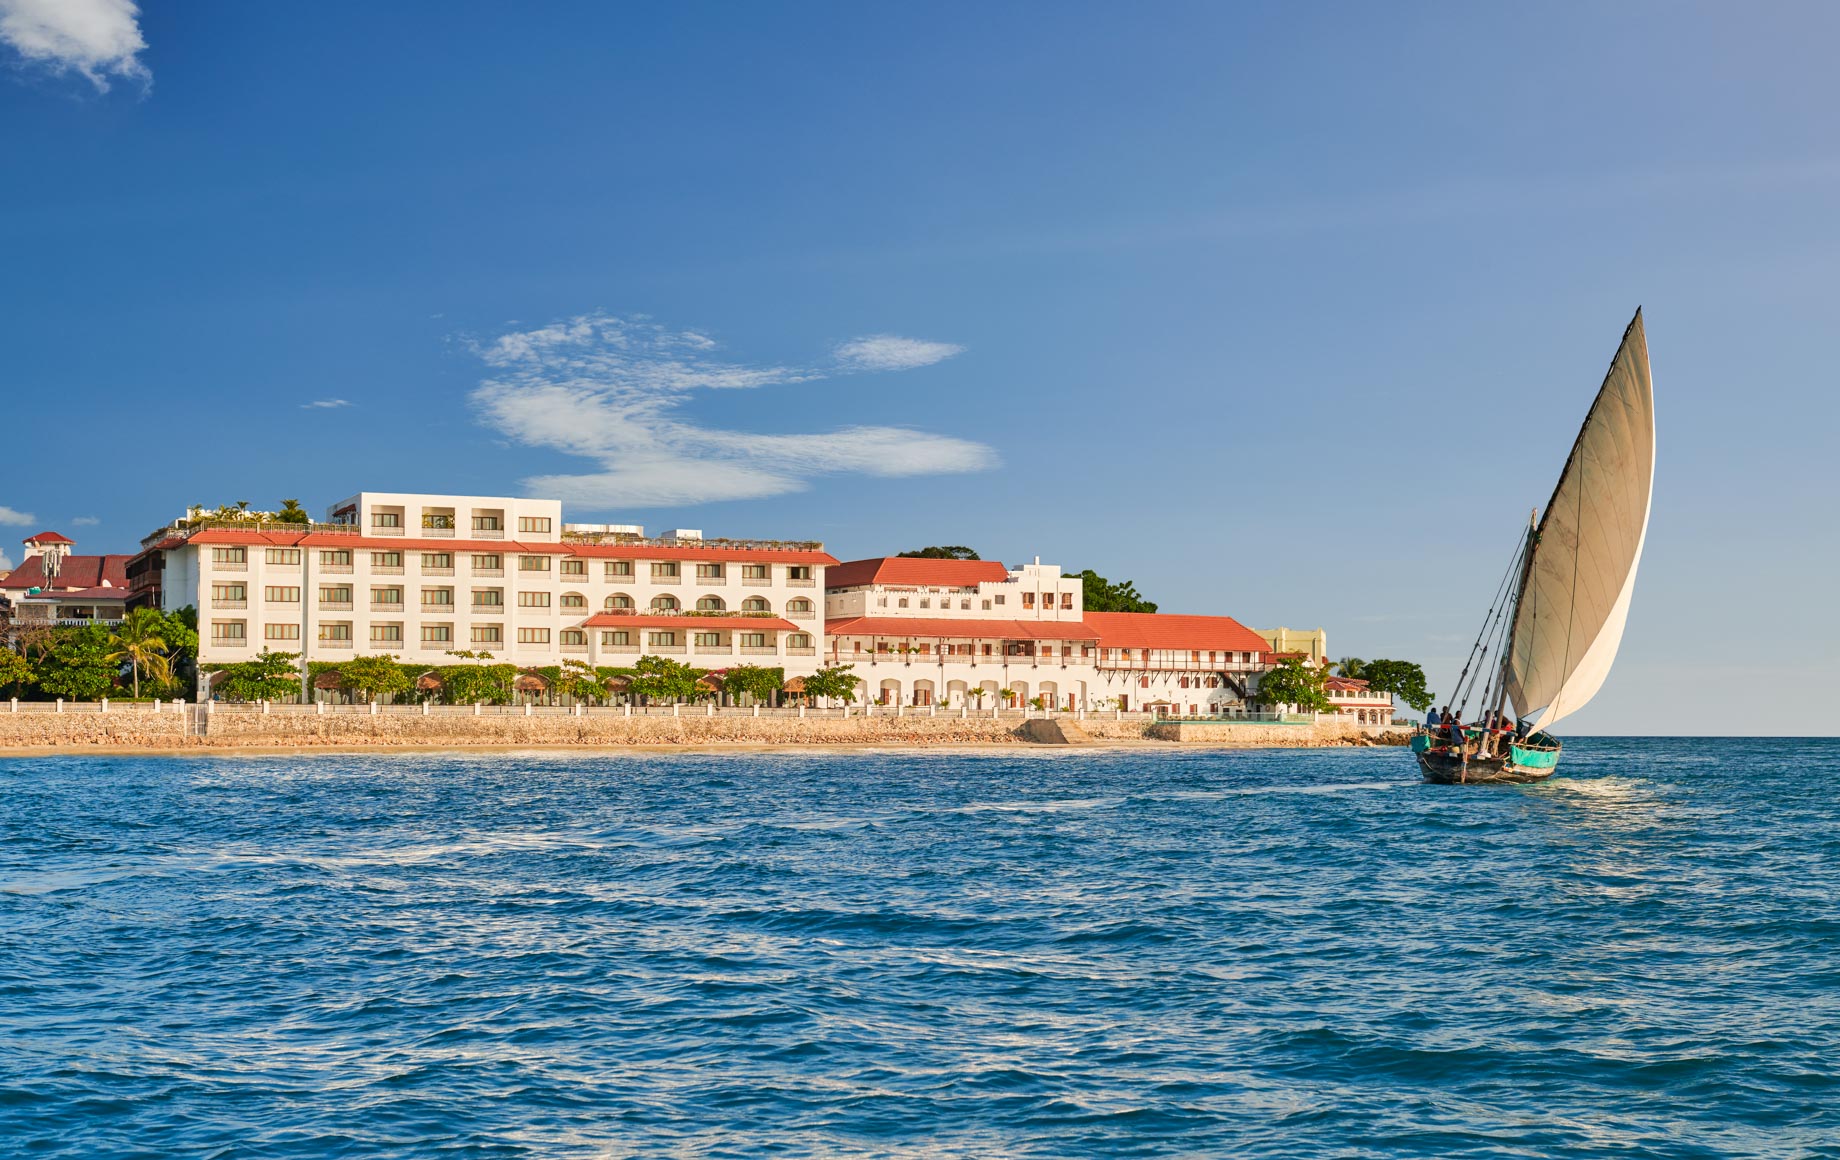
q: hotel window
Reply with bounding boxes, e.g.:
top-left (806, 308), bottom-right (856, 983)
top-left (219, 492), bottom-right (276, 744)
top-left (919, 598), bottom-right (930, 609)
top-left (264, 624), bottom-right (300, 641)
top-left (371, 587), bottom-right (403, 605)
top-left (472, 554), bottom-right (502, 571)
top-left (517, 516), bottom-right (552, 534)
top-left (982, 643), bottom-right (993, 655)
top-left (647, 631), bottom-right (678, 647)
top-left (560, 629), bottom-right (586, 646)
top-left (560, 559), bottom-right (586, 577)
top-left (560, 592), bottom-right (586, 609)
top-left (695, 596), bottom-right (725, 612)
top-left (472, 589), bottom-right (503, 607)
top-left (371, 624), bottom-right (404, 643)
top-left (788, 633), bottom-right (812, 649)
top-left (422, 588), bottom-right (454, 606)
top-left (1022, 592), bottom-right (1035, 608)
top-left (422, 512), bottom-right (455, 530)
top-left (878, 597), bottom-right (888, 608)
top-left (319, 586), bottom-right (352, 604)
top-left (786, 598), bottom-right (812, 615)
top-left (961, 599), bottom-right (971, 610)
top-left (650, 561), bottom-right (679, 579)
top-left (740, 633), bottom-right (768, 648)
top-left (265, 548), bottom-right (300, 565)
top-left (211, 547), bottom-right (246, 564)
top-left (422, 552), bottom-right (453, 570)
top-left (211, 583), bottom-right (247, 603)
top-left (993, 595), bottom-right (1005, 605)
top-left (605, 560), bottom-right (634, 578)
top-left (472, 515), bottom-right (502, 532)
top-left (518, 555), bottom-right (550, 572)
top-left (981, 599), bottom-right (991, 610)
top-left (696, 563), bottom-right (723, 579)
top-left (601, 630), bottom-right (631, 646)
top-left (898, 598), bottom-right (909, 608)
top-left (373, 512), bottom-right (402, 529)
top-left (471, 625), bottom-right (503, 645)
top-left (263, 586), bottom-right (299, 603)
top-left (787, 566), bottom-right (813, 581)
top-left (518, 591), bottom-right (551, 608)
top-left (517, 627), bottom-right (550, 644)
top-left (320, 550), bottom-right (352, 567)
top-left (605, 593), bottom-right (634, 611)
top-left (211, 620), bottom-right (247, 641)
top-left (694, 632), bottom-right (722, 647)
top-left (318, 623), bottom-right (353, 641)
top-left (421, 624), bottom-right (453, 644)
top-left (1061, 593), bottom-right (1074, 609)
top-left (371, 551), bottom-right (403, 568)
top-left (651, 595), bottom-right (680, 612)
top-left (741, 564), bottom-right (769, 580)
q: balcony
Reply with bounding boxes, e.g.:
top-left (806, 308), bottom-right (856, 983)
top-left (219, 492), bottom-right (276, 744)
top-left (646, 644), bottom-right (687, 655)
top-left (420, 603), bottom-right (456, 613)
top-left (650, 574), bottom-right (682, 586)
top-left (320, 564), bottom-right (354, 575)
top-left (694, 642), bottom-right (733, 655)
top-left (787, 577), bottom-right (816, 588)
top-left (471, 528), bottom-right (505, 540)
top-left (695, 574), bottom-right (727, 586)
top-left (786, 646), bottom-right (817, 656)
top-left (603, 642), bottom-right (640, 654)
top-left (319, 601), bottom-right (354, 612)
top-left (370, 637), bottom-right (406, 648)
top-left (211, 599), bottom-right (248, 610)
top-left (740, 645), bottom-right (779, 655)
top-left (421, 525), bottom-right (456, 538)
top-left (209, 636), bottom-right (250, 648)
top-left (789, 609), bottom-right (817, 620)
top-left (741, 575), bottom-right (771, 587)
top-left (471, 569), bottom-right (504, 579)
top-left (561, 573), bottom-right (588, 583)
top-left (468, 641), bottom-right (504, 652)
top-left (371, 602), bottom-right (404, 613)
top-left (318, 638), bottom-right (354, 649)
top-left (471, 602), bottom-right (505, 612)
top-left (371, 526), bottom-right (405, 537)
top-left (421, 567), bottom-right (454, 577)
top-left (212, 561), bottom-right (248, 572)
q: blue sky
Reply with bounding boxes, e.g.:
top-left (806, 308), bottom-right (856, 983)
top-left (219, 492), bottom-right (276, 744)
top-left (2, 1), bottom-right (1835, 734)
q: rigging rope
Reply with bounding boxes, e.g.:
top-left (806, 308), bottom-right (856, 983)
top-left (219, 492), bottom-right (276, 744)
top-left (1451, 528), bottom-right (1528, 717)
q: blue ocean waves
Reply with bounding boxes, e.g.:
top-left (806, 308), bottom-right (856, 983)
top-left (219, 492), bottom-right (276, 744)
top-left (2, 738), bottom-right (1837, 1157)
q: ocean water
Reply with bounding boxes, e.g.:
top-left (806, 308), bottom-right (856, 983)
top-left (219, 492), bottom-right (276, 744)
top-left (1, 739), bottom-right (1836, 1158)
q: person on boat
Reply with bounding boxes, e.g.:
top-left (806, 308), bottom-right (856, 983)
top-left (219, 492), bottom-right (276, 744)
top-left (1443, 711), bottom-right (1463, 753)
top-left (1426, 706), bottom-right (1441, 730)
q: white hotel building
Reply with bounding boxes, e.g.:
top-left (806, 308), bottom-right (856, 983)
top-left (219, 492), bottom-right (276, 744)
top-left (824, 557), bottom-right (1274, 714)
top-left (145, 492), bottom-right (834, 677)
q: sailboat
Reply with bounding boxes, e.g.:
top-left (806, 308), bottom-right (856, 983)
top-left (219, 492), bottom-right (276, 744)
top-left (1412, 309), bottom-right (1656, 784)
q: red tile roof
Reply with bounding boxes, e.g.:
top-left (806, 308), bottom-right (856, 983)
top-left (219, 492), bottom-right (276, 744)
top-left (23, 531), bottom-right (74, 544)
top-left (1082, 612), bottom-right (1269, 653)
top-left (15, 585), bottom-right (129, 602)
top-left (825, 557), bottom-right (1010, 589)
top-left (581, 614), bottom-right (802, 633)
top-left (0, 554), bottom-right (132, 592)
top-left (1324, 676), bottom-right (1371, 691)
top-left (826, 616), bottom-right (1099, 640)
top-left (177, 529), bottom-right (836, 564)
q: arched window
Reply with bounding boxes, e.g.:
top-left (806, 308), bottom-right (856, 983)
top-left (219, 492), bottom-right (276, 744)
top-left (696, 596), bottom-right (726, 612)
top-left (651, 594), bottom-right (680, 612)
top-left (786, 598), bottom-right (813, 615)
top-left (742, 596), bottom-right (770, 614)
top-left (604, 593), bottom-right (634, 611)
top-left (788, 633), bottom-right (812, 649)
top-left (560, 592), bottom-right (586, 609)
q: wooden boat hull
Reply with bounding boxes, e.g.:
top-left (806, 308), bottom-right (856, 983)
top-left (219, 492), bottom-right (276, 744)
top-left (1411, 730), bottom-right (1562, 784)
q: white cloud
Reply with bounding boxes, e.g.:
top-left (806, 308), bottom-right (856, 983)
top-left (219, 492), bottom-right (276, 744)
top-left (470, 314), bottom-right (996, 508)
top-left (0, 0), bottom-right (148, 91)
top-left (0, 504), bottom-right (36, 527)
top-left (71, 515), bottom-right (100, 526)
top-left (301, 399), bottom-right (352, 409)
top-left (833, 334), bottom-right (964, 372)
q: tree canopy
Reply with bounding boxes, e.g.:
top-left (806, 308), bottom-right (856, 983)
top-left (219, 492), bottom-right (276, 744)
top-left (34, 624), bottom-right (118, 701)
top-left (1074, 568), bottom-right (1158, 613)
top-left (896, 546), bottom-right (980, 559)
top-left (1255, 656), bottom-right (1332, 713)
top-left (339, 655), bottom-right (413, 701)
top-left (1359, 659), bottom-right (1435, 712)
top-left (627, 654), bottom-right (708, 702)
top-left (213, 650), bottom-right (302, 702)
top-left (722, 664), bottom-right (784, 704)
top-left (802, 663), bottom-right (859, 704)
top-left (1333, 657), bottom-right (1365, 679)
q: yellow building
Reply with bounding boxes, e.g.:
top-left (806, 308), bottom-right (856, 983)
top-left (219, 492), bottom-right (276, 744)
top-left (1256, 626), bottom-right (1328, 665)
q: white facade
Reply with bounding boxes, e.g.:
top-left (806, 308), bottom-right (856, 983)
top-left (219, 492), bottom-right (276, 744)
top-left (153, 492), bottom-right (831, 681)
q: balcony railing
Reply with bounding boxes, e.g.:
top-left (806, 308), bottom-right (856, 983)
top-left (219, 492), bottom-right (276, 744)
top-left (318, 638), bottom-right (354, 649)
top-left (694, 643), bottom-right (733, 655)
top-left (741, 576), bottom-right (771, 586)
top-left (696, 575), bottom-right (726, 585)
top-left (647, 644), bottom-right (687, 654)
top-left (787, 578), bottom-right (816, 587)
top-left (420, 602), bottom-right (456, 612)
top-left (650, 574), bottom-right (682, 586)
top-left (211, 561), bottom-right (248, 572)
top-left (319, 601), bottom-right (354, 611)
top-left (603, 643), bottom-right (640, 653)
top-left (786, 646), bottom-right (817, 656)
top-left (740, 645), bottom-right (778, 655)
top-left (560, 644), bottom-right (589, 654)
top-left (471, 528), bottom-right (505, 539)
top-left (370, 637), bottom-right (406, 648)
top-left (371, 602), bottom-right (405, 612)
top-left (421, 567), bottom-right (455, 577)
top-left (320, 564), bottom-right (354, 575)
top-left (211, 599), bottom-right (248, 610)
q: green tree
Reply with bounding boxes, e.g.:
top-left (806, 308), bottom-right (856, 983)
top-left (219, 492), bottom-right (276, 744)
top-left (722, 664), bottom-right (784, 705)
top-left (555, 659), bottom-right (604, 703)
top-left (1254, 656), bottom-right (1332, 713)
top-left (36, 625), bottom-right (118, 700)
top-left (1333, 656), bottom-right (1365, 679)
top-left (896, 546), bottom-right (981, 559)
top-left (277, 498), bottom-right (311, 524)
top-left (0, 649), bottom-right (32, 694)
top-left (339, 655), bottom-right (412, 702)
top-left (213, 650), bottom-right (302, 702)
top-left (107, 608), bottom-right (173, 698)
top-left (802, 663), bottom-right (859, 705)
top-left (437, 662), bottom-right (518, 704)
top-left (627, 654), bottom-right (706, 703)
top-left (1074, 568), bottom-right (1158, 613)
top-left (1360, 659), bottom-right (1435, 713)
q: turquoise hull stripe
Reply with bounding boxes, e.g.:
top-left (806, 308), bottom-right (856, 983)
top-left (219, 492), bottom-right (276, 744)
top-left (1510, 744), bottom-right (1561, 770)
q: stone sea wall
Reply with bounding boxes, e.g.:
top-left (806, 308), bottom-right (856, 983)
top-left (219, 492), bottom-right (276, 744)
top-left (0, 706), bottom-right (1408, 751)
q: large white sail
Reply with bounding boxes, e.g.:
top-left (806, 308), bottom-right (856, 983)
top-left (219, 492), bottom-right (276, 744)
top-left (1505, 310), bottom-right (1656, 731)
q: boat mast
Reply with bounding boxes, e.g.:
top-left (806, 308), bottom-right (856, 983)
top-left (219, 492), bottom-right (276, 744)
top-left (1484, 510), bottom-right (1539, 752)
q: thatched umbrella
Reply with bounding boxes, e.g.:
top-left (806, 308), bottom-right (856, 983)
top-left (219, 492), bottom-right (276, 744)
top-left (514, 673), bottom-right (549, 694)
top-left (312, 669), bottom-right (342, 691)
top-left (782, 676), bottom-right (807, 695)
top-left (415, 673), bottom-right (443, 692)
top-left (602, 674), bottom-right (632, 693)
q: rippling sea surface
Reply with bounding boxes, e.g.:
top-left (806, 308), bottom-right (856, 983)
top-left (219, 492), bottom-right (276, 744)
top-left (3, 739), bottom-right (1838, 1158)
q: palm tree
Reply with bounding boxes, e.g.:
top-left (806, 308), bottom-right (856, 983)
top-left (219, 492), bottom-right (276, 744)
top-left (1334, 657), bottom-right (1365, 680)
top-left (108, 608), bottom-right (172, 698)
top-left (998, 687), bottom-right (1017, 709)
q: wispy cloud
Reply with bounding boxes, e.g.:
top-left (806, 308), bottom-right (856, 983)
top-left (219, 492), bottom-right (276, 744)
top-left (71, 515), bottom-right (100, 527)
top-left (0, 504), bottom-right (37, 527)
top-left (301, 399), bottom-right (352, 409)
top-left (833, 335), bottom-right (963, 372)
top-left (470, 314), bottom-right (996, 508)
top-left (0, 0), bottom-right (148, 91)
